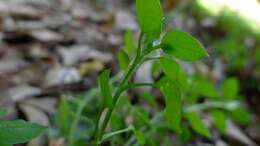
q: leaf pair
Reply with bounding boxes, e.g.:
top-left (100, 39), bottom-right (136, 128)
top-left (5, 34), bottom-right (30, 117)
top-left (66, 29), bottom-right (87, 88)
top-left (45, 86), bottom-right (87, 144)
top-left (136, 0), bottom-right (208, 61)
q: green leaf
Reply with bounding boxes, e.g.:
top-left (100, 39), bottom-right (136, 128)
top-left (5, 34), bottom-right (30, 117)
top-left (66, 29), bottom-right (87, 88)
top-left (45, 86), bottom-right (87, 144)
top-left (178, 124), bottom-right (192, 142)
top-left (136, 0), bottom-right (163, 43)
top-left (160, 57), bottom-right (180, 81)
top-left (123, 31), bottom-right (136, 55)
top-left (211, 110), bottom-right (227, 133)
top-left (133, 127), bottom-right (146, 145)
top-left (160, 80), bottom-right (182, 133)
top-left (57, 99), bottom-right (71, 136)
top-left (185, 112), bottom-right (211, 138)
top-left (230, 107), bottom-right (251, 124)
top-left (98, 70), bottom-right (114, 108)
top-left (161, 30), bottom-right (209, 61)
top-left (118, 49), bottom-right (130, 70)
top-left (221, 77), bottom-right (239, 100)
top-left (0, 120), bottom-right (46, 144)
top-left (194, 78), bottom-right (217, 98)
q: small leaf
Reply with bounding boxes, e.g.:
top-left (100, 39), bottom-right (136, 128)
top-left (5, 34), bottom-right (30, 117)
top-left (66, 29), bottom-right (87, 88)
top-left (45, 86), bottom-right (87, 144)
top-left (98, 70), bottom-right (114, 108)
top-left (230, 107), bottom-right (251, 124)
top-left (194, 78), bottom-right (217, 98)
top-left (133, 127), bottom-right (146, 145)
top-left (136, 0), bottom-right (163, 43)
top-left (123, 31), bottom-right (136, 55)
top-left (211, 110), bottom-right (227, 133)
top-left (160, 57), bottom-right (180, 81)
top-left (0, 120), bottom-right (46, 144)
top-left (185, 112), bottom-right (211, 138)
top-left (221, 77), bottom-right (239, 100)
top-left (161, 30), bottom-right (208, 61)
top-left (160, 80), bottom-right (182, 133)
top-left (57, 99), bottom-right (72, 136)
top-left (118, 49), bottom-right (130, 70)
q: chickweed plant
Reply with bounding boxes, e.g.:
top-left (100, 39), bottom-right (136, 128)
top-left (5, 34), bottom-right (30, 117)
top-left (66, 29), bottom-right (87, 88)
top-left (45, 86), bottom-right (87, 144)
top-left (0, 0), bottom-right (251, 146)
top-left (94, 0), bottom-right (209, 145)
top-left (54, 0), bottom-right (251, 145)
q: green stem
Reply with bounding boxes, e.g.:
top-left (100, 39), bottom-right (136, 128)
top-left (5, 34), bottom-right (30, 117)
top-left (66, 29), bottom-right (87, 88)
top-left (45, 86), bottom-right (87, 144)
top-left (100, 125), bottom-right (134, 144)
top-left (95, 32), bottom-right (144, 145)
top-left (120, 83), bottom-right (155, 93)
top-left (184, 101), bottom-right (240, 113)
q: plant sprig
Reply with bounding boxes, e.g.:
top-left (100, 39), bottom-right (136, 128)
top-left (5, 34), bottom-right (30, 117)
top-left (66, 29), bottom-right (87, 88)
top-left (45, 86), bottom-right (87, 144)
top-left (95, 0), bottom-right (209, 145)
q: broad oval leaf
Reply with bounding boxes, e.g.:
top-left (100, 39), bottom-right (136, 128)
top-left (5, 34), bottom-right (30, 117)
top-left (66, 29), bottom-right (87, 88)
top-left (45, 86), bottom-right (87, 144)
top-left (117, 49), bottom-right (130, 70)
top-left (136, 0), bottom-right (163, 42)
top-left (221, 77), bottom-right (239, 100)
top-left (160, 57), bottom-right (180, 81)
top-left (185, 112), bottom-right (211, 138)
top-left (160, 80), bottom-right (182, 134)
top-left (161, 30), bottom-right (209, 61)
top-left (194, 78), bottom-right (217, 98)
top-left (0, 120), bottom-right (46, 144)
top-left (98, 70), bottom-right (114, 108)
